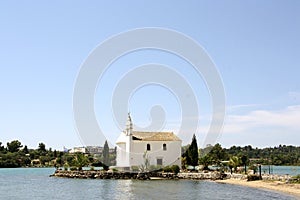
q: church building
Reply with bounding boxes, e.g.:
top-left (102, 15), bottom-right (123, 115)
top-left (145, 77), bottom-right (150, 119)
top-left (116, 113), bottom-right (182, 171)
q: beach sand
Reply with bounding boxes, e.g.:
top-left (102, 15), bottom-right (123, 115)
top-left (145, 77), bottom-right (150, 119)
top-left (216, 179), bottom-right (300, 198)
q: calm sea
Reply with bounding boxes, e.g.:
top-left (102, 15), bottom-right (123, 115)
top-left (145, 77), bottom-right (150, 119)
top-left (0, 168), bottom-right (298, 200)
top-left (261, 166), bottom-right (300, 176)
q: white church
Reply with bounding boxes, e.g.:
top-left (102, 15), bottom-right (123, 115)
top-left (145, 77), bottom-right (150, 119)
top-left (116, 113), bottom-right (182, 171)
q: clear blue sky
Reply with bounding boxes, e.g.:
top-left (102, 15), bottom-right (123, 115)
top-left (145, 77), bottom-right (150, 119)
top-left (0, 1), bottom-right (300, 150)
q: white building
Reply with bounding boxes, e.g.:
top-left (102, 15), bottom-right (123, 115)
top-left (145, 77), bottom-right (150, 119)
top-left (69, 147), bottom-right (87, 154)
top-left (86, 146), bottom-right (103, 154)
top-left (116, 113), bottom-right (182, 171)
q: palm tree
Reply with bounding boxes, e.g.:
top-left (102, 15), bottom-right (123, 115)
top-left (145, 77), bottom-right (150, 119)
top-left (72, 153), bottom-right (89, 171)
top-left (199, 155), bottom-right (212, 170)
top-left (241, 155), bottom-right (248, 174)
top-left (229, 156), bottom-right (241, 174)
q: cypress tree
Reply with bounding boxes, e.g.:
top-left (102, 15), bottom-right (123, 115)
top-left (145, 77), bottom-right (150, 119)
top-left (103, 140), bottom-right (110, 166)
top-left (187, 134), bottom-right (199, 167)
top-left (23, 145), bottom-right (29, 154)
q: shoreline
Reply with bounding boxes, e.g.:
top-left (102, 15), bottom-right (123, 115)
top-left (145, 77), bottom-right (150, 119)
top-left (215, 179), bottom-right (300, 198)
top-left (51, 170), bottom-right (300, 197)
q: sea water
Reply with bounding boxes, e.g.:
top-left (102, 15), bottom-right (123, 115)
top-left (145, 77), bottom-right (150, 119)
top-left (262, 166), bottom-right (300, 176)
top-left (0, 168), bottom-right (298, 200)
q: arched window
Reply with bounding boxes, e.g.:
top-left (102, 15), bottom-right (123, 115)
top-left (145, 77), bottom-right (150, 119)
top-left (147, 144), bottom-right (151, 151)
top-left (163, 143), bottom-right (167, 151)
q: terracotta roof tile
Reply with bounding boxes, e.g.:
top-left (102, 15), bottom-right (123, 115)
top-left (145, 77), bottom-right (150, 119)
top-left (132, 131), bottom-right (181, 141)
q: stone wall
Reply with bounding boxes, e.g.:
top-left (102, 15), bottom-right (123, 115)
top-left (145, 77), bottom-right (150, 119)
top-left (177, 172), bottom-right (225, 180)
top-left (224, 173), bottom-right (247, 180)
top-left (50, 170), bottom-right (294, 182)
top-left (261, 174), bottom-right (292, 181)
top-left (51, 170), bottom-right (151, 180)
top-left (51, 170), bottom-right (226, 180)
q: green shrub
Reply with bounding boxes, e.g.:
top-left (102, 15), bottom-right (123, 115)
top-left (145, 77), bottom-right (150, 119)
top-left (103, 164), bottom-right (109, 171)
top-left (63, 164), bottom-right (69, 171)
top-left (291, 174), bottom-right (300, 184)
top-left (247, 174), bottom-right (262, 181)
top-left (163, 166), bottom-right (172, 172)
top-left (171, 165), bottom-right (180, 174)
top-left (70, 166), bottom-right (77, 171)
top-left (292, 174), bottom-right (300, 179)
top-left (149, 165), bottom-right (162, 171)
top-left (131, 166), bottom-right (139, 172)
top-left (162, 165), bottom-right (181, 173)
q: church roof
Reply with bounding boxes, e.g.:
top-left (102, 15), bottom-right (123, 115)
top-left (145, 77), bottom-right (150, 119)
top-left (132, 131), bottom-right (181, 141)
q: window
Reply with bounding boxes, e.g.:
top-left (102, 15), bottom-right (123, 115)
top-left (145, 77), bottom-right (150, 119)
top-left (147, 144), bottom-right (151, 151)
top-left (163, 143), bottom-right (167, 151)
top-left (157, 158), bottom-right (163, 165)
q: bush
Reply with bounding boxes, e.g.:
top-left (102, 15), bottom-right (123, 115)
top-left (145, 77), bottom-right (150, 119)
top-left (292, 174), bottom-right (300, 179)
top-left (112, 168), bottom-right (118, 172)
top-left (249, 164), bottom-right (258, 174)
top-left (149, 165), bottom-right (162, 171)
top-left (171, 165), bottom-right (180, 174)
top-left (247, 174), bottom-right (262, 181)
top-left (70, 166), bottom-right (77, 171)
top-left (103, 164), bottom-right (109, 171)
top-left (64, 164), bottom-right (69, 171)
top-left (131, 166), bottom-right (139, 172)
top-left (162, 165), bottom-right (181, 173)
top-left (291, 174), bottom-right (300, 184)
top-left (163, 166), bottom-right (172, 172)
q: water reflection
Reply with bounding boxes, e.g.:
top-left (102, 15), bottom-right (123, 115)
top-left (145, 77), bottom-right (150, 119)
top-left (0, 168), bottom-right (297, 200)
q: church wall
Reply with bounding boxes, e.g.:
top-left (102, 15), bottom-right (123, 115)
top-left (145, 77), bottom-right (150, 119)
top-left (116, 143), bottom-right (130, 167)
top-left (130, 140), bottom-right (182, 168)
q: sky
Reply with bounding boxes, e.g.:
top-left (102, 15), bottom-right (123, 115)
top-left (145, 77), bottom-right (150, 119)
top-left (0, 1), bottom-right (300, 150)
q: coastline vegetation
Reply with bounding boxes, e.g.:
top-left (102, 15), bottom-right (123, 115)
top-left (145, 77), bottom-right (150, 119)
top-left (181, 135), bottom-right (300, 172)
top-left (0, 139), bottom-right (299, 169)
top-left (0, 140), bottom-right (112, 169)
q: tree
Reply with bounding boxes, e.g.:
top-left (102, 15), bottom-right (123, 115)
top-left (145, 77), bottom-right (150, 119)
top-left (209, 143), bottom-right (228, 164)
top-left (23, 145), bottom-right (29, 154)
top-left (241, 155), bottom-right (248, 174)
top-left (56, 157), bottom-right (63, 167)
top-left (181, 156), bottom-right (187, 170)
top-left (38, 143), bottom-right (46, 152)
top-left (139, 151), bottom-right (150, 172)
top-left (40, 155), bottom-right (51, 166)
top-left (229, 156), bottom-right (241, 173)
top-left (103, 140), bottom-right (110, 166)
top-left (0, 142), bottom-right (4, 152)
top-left (53, 150), bottom-right (57, 157)
top-left (7, 140), bottom-right (23, 153)
top-left (182, 145), bottom-right (191, 166)
top-left (187, 134), bottom-right (199, 168)
top-left (199, 154), bottom-right (213, 170)
top-left (72, 153), bottom-right (89, 170)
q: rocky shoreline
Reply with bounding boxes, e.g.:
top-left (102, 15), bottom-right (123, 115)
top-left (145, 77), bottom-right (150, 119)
top-left (50, 169), bottom-right (296, 182)
top-left (50, 170), bottom-right (228, 180)
top-left (51, 170), bottom-right (153, 180)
